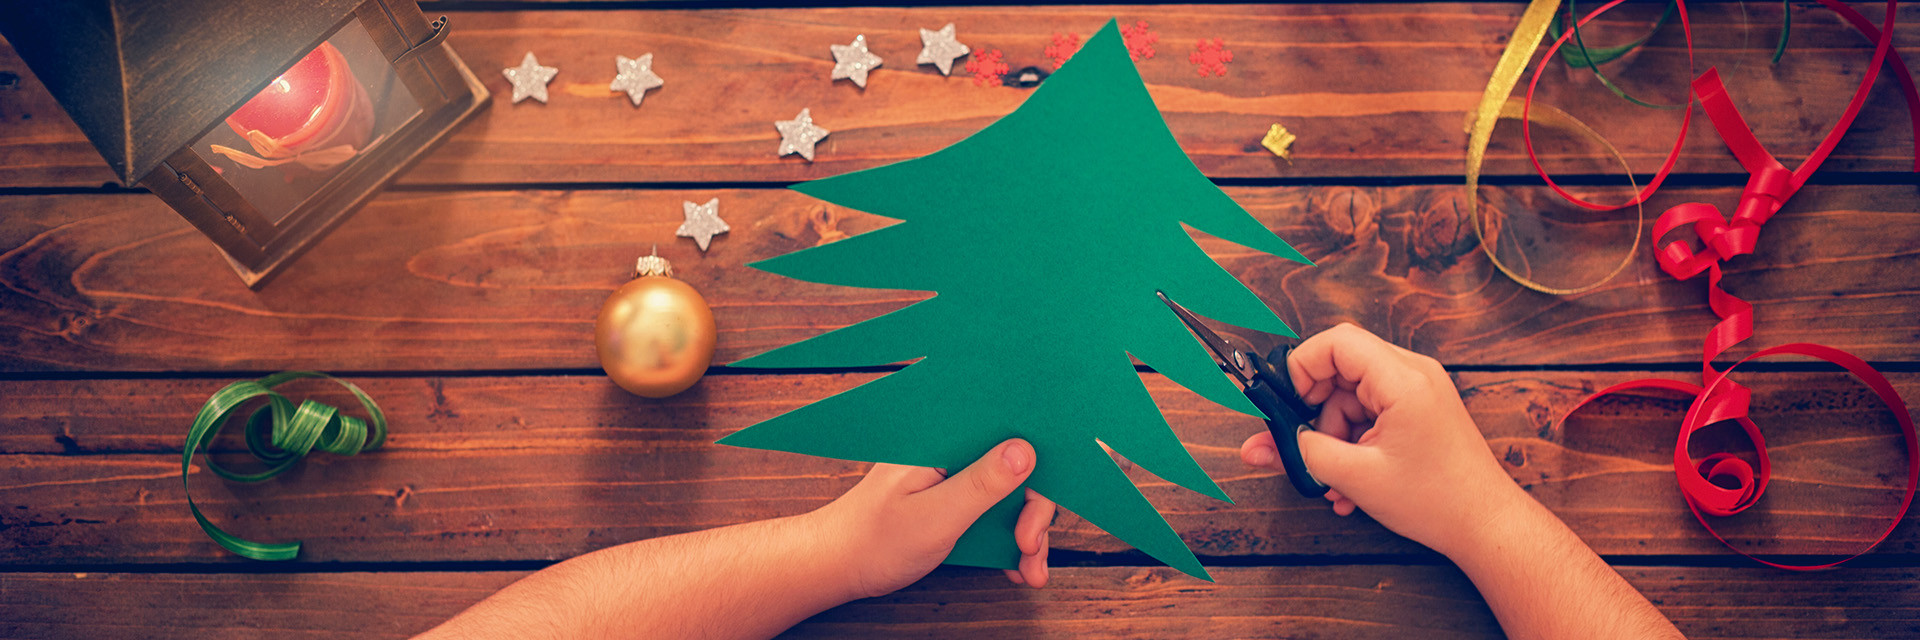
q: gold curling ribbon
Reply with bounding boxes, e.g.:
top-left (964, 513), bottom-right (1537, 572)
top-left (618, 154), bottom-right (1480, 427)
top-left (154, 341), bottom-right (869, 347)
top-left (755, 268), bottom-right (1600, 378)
top-left (1464, 0), bottom-right (1643, 295)
top-left (1471, 99), bottom-right (1643, 295)
top-left (210, 129), bottom-right (359, 171)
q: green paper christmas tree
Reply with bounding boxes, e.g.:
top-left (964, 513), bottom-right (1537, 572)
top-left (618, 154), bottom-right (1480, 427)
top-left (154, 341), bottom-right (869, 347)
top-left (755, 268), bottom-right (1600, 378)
top-left (722, 20), bottom-right (1310, 580)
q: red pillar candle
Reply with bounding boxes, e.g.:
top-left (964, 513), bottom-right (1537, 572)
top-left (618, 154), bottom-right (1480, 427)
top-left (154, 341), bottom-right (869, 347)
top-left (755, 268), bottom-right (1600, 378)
top-left (223, 42), bottom-right (373, 163)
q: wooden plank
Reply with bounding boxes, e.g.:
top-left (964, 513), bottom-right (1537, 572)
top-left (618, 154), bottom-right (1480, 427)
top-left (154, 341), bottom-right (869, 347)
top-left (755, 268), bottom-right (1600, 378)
top-left (3, 183), bottom-right (1917, 372)
top-left (4, 4), bottom-right (1918, 187)
top-left (6, 566), bottom-right (1917, 639)
top-left (3, 371), bottom-right (1913, 564)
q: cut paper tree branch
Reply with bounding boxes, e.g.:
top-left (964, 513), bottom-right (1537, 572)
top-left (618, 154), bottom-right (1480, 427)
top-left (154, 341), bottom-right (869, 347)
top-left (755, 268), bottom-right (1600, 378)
top-left (721, 20), bottom-right (1311, 580)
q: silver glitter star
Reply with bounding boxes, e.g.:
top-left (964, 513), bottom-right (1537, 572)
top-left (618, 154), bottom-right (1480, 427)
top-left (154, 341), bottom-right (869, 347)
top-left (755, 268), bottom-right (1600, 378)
top-left (503, 52), bottom-right (558, 104)
top-left (916, 24), bottom-right (970, 76)
top-left (677, 198), bottom-right (729, 252)
top-left (609, 54), bottom-right (664, 106)
top-left (829, 35), bottom-right (883, 88)
top-left (774, 108), bottom-right (830, 161)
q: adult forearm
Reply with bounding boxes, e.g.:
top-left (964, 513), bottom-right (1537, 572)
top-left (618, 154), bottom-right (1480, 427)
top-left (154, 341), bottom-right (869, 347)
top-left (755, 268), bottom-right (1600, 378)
top-left (1446, 490), bottom-right (1683, 640)
top-left (418, 513), bottom-right (861, 640)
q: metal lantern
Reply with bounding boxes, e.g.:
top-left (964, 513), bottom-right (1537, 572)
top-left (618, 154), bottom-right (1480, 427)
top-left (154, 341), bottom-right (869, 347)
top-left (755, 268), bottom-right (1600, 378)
top-left (1, 0), bottom-right (489, 287)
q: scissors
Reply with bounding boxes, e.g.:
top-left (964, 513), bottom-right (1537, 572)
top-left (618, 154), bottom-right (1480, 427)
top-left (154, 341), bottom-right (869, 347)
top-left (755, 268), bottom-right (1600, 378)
top-left (1157, 291), bottom-right (1326, 498)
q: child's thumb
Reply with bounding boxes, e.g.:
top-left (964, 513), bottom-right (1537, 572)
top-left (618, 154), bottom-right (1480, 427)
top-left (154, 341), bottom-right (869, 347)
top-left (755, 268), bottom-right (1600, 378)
top-left (921, 439), bottom-right (1035, 531)
top-left (1296, 429), bottom-right (1376, 490)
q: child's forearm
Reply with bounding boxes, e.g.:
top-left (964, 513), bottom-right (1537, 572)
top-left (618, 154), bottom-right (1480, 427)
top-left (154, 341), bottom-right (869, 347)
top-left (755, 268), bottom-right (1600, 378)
top-left (414, 513), bottom-right (861, 640)
top-left (415, 443), bottom-right (1050, 640)
top-left (1446, 489), bottom-right (1684, 640)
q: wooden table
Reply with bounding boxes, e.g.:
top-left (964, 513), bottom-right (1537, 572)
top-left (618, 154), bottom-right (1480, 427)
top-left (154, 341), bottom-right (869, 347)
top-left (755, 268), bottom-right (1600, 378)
top-left (4, 3), bottom-right (1918, 638)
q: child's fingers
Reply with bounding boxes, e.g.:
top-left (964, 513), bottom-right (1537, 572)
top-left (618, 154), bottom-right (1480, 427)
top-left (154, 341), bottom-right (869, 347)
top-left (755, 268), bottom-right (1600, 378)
top-left (1289, 324), bottom-right (1426, 416)
top-left (1013, 488), bottom-right (1054, 556)
top-left (1319, 486), bottom-right (1358, 516)
top-left (1297, 428), bottom-right (1388, 491)
top-left (1240, 430), bottom-right (1281, 468)
top-left (914, 440), bottom-right (1035, 534)
top-left (1314, 402), bottom-right (1356, 444)
top-left (1301, 377), bottom-right (1336, 405)
top-left (1245, 391), bottom-right (1370, 468)
top-left (1289, 356), bottom-right (1333, 399)
top-left (1289, 324), bottom-right (1403, 390)
top-left (889, 464), bottom-right (949, 494)
top-left (1353, 422), bottom-right (1379, 445)
top-left (1007, 505), bottom-right (1051, 589)
top-left (1314, 392), bottom-right (1371, 443)
top-left (1291, 364), bottom-right (1359, 405)
top-left (1017, 530), bottom-right (1050, 588)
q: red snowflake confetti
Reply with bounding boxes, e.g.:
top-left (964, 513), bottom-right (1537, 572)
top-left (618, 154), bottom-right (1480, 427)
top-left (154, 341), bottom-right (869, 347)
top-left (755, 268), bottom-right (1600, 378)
top-left (1121, 21), bottom-right (1159, 61)
top-left (1189, 38), bottom-right (1233, 77)
top-left (1044, 32), bottom-right (1082, 69)
top-left (965, 49), bottom-right (1008, 87)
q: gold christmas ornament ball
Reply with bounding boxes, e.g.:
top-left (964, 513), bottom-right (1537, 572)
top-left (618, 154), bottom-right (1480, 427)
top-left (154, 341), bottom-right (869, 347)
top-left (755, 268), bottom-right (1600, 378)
top-left (595, 253), bottom-right (716, 398)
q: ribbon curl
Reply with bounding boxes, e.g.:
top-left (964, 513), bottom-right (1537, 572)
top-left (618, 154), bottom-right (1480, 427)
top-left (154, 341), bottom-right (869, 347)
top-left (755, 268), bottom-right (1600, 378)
top-left (184, 371), bottom-right (386, 560)
top-left (1550, 0), bottom-right (1687, 109)
top-left (1525, 0), bottom-right (1697, 213)
top-left (1463, 0), bottom-right (1618, 295)
top-left (1496, 0), bottom-right (1920, 568)
top-left (1468, 98), bottom-right (1644, 295)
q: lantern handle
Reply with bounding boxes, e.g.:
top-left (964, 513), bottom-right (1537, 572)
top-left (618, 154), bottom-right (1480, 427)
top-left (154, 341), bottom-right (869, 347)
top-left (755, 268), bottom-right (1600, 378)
top-left (392, 15), bottom-right (451, 66)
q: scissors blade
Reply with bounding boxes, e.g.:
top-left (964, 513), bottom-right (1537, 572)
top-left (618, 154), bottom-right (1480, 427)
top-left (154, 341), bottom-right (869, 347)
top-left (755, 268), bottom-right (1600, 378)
top-left (1156, 290), bottom-right (1253, 384)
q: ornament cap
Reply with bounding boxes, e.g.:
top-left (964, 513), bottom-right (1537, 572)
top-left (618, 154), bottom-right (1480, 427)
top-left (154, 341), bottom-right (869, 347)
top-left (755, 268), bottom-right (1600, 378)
top-left (636, 245), bottom-right (674, 278)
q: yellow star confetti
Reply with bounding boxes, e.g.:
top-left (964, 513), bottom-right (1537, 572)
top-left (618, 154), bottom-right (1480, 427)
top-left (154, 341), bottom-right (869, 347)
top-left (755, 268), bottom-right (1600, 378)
top-left (1261, 123), bottom-right (1296, 163)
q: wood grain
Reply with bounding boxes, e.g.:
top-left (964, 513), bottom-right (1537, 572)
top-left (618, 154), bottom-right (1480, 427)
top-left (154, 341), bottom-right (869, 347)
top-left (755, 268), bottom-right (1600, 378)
top-left (3, 184), bottom-right (1917, 372)
top-left (7, 566), bottom-right (1917, 639)
top-left (4, 371), bottom-right (1913, 564)
top-left (6, 2), bottom-right (1917, 636)
top-left (3, 4), bottom-right (1918, 187)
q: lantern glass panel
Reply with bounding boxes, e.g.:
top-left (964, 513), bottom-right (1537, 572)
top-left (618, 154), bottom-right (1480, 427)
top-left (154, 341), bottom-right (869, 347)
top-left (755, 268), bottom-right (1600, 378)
top-left (189, 19), bottom-right (423, 224)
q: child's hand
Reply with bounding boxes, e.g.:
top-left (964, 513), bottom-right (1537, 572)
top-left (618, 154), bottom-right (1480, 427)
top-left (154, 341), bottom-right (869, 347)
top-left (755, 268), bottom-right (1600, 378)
top-left (811, 439), bottom-right (1054, 599)
top-left (1238, 324), bottom-right (1525, 558)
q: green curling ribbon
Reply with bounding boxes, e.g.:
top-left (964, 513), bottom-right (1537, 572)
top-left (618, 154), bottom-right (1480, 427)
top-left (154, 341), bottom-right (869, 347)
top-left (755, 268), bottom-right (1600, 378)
top-left (1552, 0), bottom-right (1674, 68)
top-left (1773, 0), bottom-right (1793, 65)
top-left (1551, 0), bottom-right (1792, 105)
top-left (184, 371), bottom-right (386, 560)
top-left (1551, 0), bottom-right (1687, 110)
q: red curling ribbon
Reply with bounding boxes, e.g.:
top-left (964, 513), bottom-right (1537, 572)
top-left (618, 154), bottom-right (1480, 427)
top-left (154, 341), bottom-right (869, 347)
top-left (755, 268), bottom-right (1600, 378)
top-left (1572, 344), bottom-right (1916, 570)
top-left (1522, 0), bottom-right (1920, 210)
top-left (1560, 0), bottom-right (1920, 569)
top-left (1815, 0), bottom-right (1920, 170)
top-left (1523, 0), bottom-right (1695, 211)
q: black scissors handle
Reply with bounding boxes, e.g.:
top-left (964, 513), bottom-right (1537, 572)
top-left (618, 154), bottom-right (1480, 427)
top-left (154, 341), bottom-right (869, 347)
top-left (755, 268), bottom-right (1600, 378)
top-left (1246, 344), bottom-right (1326, 498)
top-left (1153, 291), bottom-right (1326, 498)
